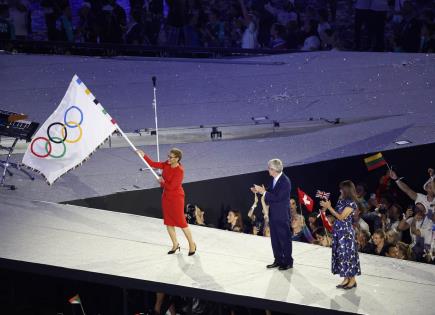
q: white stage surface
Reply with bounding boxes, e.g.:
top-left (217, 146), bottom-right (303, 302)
top-left (1, 197), bottom-right (434, 315)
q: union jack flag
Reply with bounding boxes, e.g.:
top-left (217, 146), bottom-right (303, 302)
top-left (315, 190), bottom-right (330, 200)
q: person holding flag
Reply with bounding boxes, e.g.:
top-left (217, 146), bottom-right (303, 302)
top-left (137, 148), bottom-right (196, 256)
top-left (320, 180), bottom-right (361, 289)
top-left (251, 158), bottom-right (293, 270)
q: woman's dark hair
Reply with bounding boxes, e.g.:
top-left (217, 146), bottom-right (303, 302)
top-left (229, 210), bottom-right (244, 231)
top-left (373, 229), bottom-right (386, 240)
top-left (339, 180), bottom-right (358, 201)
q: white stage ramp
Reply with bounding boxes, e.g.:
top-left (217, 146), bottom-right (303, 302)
top-left (0, 197), bottom-right (434, 315)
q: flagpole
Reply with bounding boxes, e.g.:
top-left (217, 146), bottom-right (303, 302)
top-left (115, 126), bottom-right (160, 180)
top-left (80, 302), bottom-right (87, 315)
top-left (152, 76), bottom-right (160, 162)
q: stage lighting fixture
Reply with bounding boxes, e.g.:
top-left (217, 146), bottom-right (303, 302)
top-left (394, 140), bottom-right (411, 145)
top-left (251, 116), bottom-right (269, 124)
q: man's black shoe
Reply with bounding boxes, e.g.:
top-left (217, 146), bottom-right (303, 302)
top-left (279, 264), bottom-right (293, 270)
top-left (266, 262), bottom-right (280, 269)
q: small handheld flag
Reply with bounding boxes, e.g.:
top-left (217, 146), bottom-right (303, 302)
top-left (68, 294), bottom-right (81, 304)
top-left (364, 152), bottom-right (388, 171)
top-left (315, 190), bottom-right (330, 200)
top-left (298, 188), bottom-right (314, 212)
top-left (69, 294), bottom-right (86, 315)
top-left (320, 210), bottom-right (333, 232)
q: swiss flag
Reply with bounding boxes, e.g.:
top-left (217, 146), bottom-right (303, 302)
top-left (297, 188), bottom-right (314, 212)
top-left (320, 210), bottom-right (333, 232)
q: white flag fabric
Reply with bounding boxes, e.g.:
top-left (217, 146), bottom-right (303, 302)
top-left (22, 75), bottom-right (118, 185)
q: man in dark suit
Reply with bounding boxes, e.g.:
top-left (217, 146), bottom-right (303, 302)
top-left (253, 159), bottom-right (293, 270)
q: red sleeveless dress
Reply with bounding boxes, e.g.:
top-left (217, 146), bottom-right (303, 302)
top-left (143, 155), bottom-right (187, 228)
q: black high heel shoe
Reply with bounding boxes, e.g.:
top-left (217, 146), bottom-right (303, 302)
top-left (336, 281), bottom-right (349, 289)
top-left (167, 244), bottom-right (180, 255)
top-left (343, 282), bottom-right (357, 290)
top-left (188, 243), bottom-right (197, 256)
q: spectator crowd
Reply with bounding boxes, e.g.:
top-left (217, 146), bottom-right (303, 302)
top-left (0, 0), bottom-right (434, 52)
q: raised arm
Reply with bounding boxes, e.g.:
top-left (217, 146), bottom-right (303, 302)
top-left (137, 149), bottom-right (165, 169)
top-left (248, 192), bottom-right (259, 220)
top-left (238, 0), bottom-right (250, 24)
top-left (261, 192), bottom-right (269, 220)
top-left (389, 170), bottom-right (417, 201)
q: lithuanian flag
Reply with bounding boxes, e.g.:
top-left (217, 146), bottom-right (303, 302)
top-left (68, 294), bottom-right (81, 304)
top-left (364, 153), bottom-right (387, 171)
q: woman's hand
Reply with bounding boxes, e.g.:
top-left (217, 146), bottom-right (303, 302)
top-left (388, 170), bottom-right (398, 180)
top-left (320, 199), bottom-right (331, 211)
top-left (405, 208), bottom-right (413, 219)
top-left (158, 176), bottom-right (165, 185)
top-left (136, 149), bottom-right (145, 157)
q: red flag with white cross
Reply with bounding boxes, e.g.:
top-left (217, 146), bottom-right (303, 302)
top-left (297, 188), bottom-right (314, 212)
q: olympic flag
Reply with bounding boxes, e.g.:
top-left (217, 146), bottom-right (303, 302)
top-left (22, 75), bottom-right (118, 185)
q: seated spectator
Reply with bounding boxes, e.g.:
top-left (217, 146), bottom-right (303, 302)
top-left (308, 211), bottom-right (320, 233)
top-left (201, 9), bottom-right (225, 47)
top-left (369, 229), bottom-right (389, 256)
top-left (313, 228), bottom-right (332, 247)
top-left (126, 9), bottom-right (147, 44)
top-left (394, 0), bottom-right (421, 52)
top-left (144, 0), bottom-right (163, 45)
top-left (300, 19), bottom-right (320, 51)
top-left (226, 210), bottom-right (243, 232)
top-left (269, 23), bottom-right (287, 49)
top-left (353, 206), bottom-right (370, 236)
top-left (238, 0), bottom-right (258, 49)
top-left (385, 203), bottom-right (403, 238)
top-left (386, 243), bottom-right (399, 258)
top-left (398, 203), bottom-right (432, 261)
top-left (8, 0), bottom-right (30, 40)
top-left (55, 5), bottom-right (73, 42)
top-left (317, 9), bottom-right (333, 49)
top-left (290, 198), bottom-right (304, 241)
top-left (99, 3), bottom-right (124, 43)
top-left (264, 1), bottom-right (298, 27)
top-left (356, 228), bottom-right (372, 253)
top-left (356, 182), bottom-right (369, 212)
top-left (194, 205), bottom-right (206, 226)
top-left (0, 4), bottom-right (14, 40)
top-left (77, 1), bottom-right (98, 43)
top-left (396, 241), bottom-right (412, 260)
top-left (185, 204), bottom-right (206, 226)
top-left (385, 229), bottom-right (400, 245)
top-left (419, 21), bottom-right (435, 53)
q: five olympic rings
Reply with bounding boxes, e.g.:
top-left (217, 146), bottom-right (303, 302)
top-left (30, 106), bottom-right (84, 158)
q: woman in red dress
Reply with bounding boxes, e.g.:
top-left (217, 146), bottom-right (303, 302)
top-left (137, 148), bottom-right (196, 255)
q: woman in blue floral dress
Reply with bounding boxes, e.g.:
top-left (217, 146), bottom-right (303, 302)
top-left (320, 180), bottom-right (361, 289)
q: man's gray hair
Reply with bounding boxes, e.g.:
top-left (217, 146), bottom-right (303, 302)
top-left (268, 159), bottom-right (283, 173)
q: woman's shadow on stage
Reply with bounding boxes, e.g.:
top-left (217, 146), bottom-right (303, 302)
top-left (176, 254), bottom-right (225, 292)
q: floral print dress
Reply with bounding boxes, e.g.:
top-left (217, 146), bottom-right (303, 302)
top-left (332, 199), bottom-right (361, 277)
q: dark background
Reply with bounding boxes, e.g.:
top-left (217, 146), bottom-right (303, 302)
top-left (65, 143), bottom-right (435, 227)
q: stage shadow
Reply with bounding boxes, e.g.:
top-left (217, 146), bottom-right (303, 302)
top-left (265, 269), bottom-right (293, 301)
top-left (177, 254), bottom-right (225, 292)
